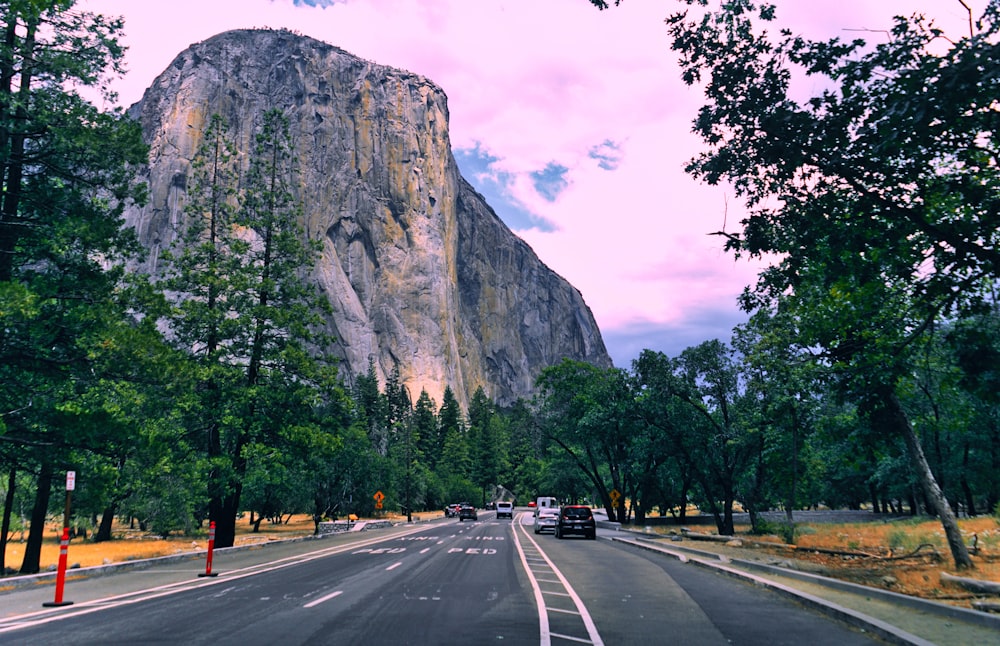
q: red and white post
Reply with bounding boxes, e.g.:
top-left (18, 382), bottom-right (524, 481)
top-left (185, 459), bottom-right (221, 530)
top-left (43, 471), bottom-right (75, 607)
top-left (199, 521), bottom-right (219, 577)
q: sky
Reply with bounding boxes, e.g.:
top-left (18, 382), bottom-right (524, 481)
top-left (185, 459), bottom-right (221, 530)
top-left (78, 0), bottom-right (987, 368)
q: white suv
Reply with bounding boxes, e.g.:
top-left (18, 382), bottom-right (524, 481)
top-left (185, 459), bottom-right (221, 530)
top-left (495, 501), bottom-right (514, 519)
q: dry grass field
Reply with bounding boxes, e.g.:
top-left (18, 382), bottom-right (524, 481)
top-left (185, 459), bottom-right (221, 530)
top-left (3, 514), bottom-right (321, 572)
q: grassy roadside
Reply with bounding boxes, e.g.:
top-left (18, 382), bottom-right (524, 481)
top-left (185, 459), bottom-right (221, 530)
top-left (648, 515), bottom-right (999, 608)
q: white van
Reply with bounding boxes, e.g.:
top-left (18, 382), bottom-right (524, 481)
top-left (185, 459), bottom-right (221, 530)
top-left (534, 496), bottom-right (558, 516)
top-left (495, 501), bottom-right (513, 519)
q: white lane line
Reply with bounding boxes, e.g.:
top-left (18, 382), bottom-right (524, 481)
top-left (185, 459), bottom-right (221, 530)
top-left (386, 561), bottom-right (403, 571)
top-left (516, 515), bottom-right (604, 646)
top-left (550, 632), bottom-right (593, 644)
top-left (303, 590), bottom-right (343, 608)
top-left (511, 512), bottom-right (551, 646)
top-left (420, 548), bottom-right (431, 554)
top-left (1, 523), bottom-right (433, 634)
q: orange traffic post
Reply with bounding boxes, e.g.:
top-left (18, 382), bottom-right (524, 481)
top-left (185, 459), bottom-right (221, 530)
top-left (42, 527), bottom-right (74, 607)
top-left (199, 521), bottom-right (219, 577)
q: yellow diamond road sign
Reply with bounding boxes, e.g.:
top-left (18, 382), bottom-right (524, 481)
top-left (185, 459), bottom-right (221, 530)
top-left (609, 489), bottom-right (621, 508)
top-left (374, 490), bottom-right (385, 503)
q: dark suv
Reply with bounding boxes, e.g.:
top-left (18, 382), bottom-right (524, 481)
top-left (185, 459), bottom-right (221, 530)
top-left (458, 503), bottom-right (478, 521)
top-left (555, 505), bottom-right (596, 539)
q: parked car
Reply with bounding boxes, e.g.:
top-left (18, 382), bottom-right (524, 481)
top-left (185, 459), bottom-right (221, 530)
top-left (445, 503), bottom-right (461, 518)
top-left (533, 507), bottom-right (560, 534)
top-left (495, 501), bottom-right (514, 519)
top-left (458, 503), bottom-right (478, 521)
top-left (555, 505), bottom-right (596, 539)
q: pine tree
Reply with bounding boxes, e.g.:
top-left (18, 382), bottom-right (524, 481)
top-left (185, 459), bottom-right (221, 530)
top-left (0, 1), bottom-right (147, 573)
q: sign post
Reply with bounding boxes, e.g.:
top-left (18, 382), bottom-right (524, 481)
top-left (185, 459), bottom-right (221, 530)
top-left (43, 471), bottom-right (75, 607)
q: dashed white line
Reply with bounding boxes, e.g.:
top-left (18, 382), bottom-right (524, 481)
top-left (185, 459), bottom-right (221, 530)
top-left (303, 590), bottom-right (342, 608)
top-left (386, 561), bottom-right (403, 571)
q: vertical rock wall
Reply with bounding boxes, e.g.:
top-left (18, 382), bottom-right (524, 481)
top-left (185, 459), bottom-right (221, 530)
top-left (125, 29), bottom-right (611, 409)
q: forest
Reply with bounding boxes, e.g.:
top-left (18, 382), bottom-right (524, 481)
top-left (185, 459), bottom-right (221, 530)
top-left (3, 0), bottom-right (1000, 575)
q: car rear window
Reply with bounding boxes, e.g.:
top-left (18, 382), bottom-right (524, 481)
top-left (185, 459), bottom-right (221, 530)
top-left (562, 507), bottom-right (593, 519)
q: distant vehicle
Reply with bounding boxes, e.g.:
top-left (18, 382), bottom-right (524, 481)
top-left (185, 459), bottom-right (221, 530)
top-left (445, 503), bottom-right (461, 518)
top-left (534, 496), bottom-right (558, 517)
top-left (495, 501), bottom-right (514, 519)
top-left (533, 507), bottom-right (559, 534)
top-left (527, 501), bottom-right (536, 508)
top-left (555, 505), bottom-right (596, 539)
top-left (458, 503), bottom-right (478, 521)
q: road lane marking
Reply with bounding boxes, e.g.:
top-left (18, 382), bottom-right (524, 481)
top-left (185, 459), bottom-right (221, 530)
top-left (511, 514), bottom-right (551, 645)
top-left (550, 632), bottom-right (593, 644)
top-left (513, 512), bottom-right (605, 646)
top-left (1, 523), bottom-right (433, 634)
top-left (386, 562), bottom-right (403, 571)
top-left (303, 590), bottom-right (343, 608)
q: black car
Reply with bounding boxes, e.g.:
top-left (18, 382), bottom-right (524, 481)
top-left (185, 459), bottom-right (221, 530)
top-left (458, 503), bottom-right (478, 521)
top-left (555, 505), bottom-right (596, 539)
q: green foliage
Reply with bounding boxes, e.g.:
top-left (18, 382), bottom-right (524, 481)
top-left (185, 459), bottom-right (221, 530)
top-left (665, 0), bottom-right (999, 569)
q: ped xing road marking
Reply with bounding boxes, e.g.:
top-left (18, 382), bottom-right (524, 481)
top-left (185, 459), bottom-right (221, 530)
top-left (511, 512), bottom-right (604, 646)
top-left (352, 547), bottom-right (407, 555)
top-left (303, 589), bottom-right (343, 609)
top-left (0, 523), bottom-right (432, 635)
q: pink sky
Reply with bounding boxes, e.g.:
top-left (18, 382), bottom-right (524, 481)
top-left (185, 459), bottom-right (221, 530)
top-left (78, 0), bottom-right (987, 366)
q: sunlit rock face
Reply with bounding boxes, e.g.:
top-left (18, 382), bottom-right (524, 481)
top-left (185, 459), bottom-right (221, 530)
top-left (124, 29), bottom-right (611, 409)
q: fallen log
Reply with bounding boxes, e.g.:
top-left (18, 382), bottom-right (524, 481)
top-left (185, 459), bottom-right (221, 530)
top-left (972, 600), bottom-right (1000, 614)
top-left (885, 543), bottom-right (942, 562)
top-left (680, 528), bottom-right (736, 543)
top-left (940, 571), bottom-right (1000, 595)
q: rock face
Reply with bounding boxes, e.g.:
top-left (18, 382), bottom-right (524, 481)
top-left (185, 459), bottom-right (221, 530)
top-left (124, 29), bottom-right (611, 409)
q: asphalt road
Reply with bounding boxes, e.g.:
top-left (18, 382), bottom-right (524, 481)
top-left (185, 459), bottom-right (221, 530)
top-left (0, 511), bottom-right (882, 645)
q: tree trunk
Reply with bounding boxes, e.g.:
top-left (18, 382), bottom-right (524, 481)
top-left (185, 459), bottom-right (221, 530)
top-left (881, 390), bottom-right (973, 569)
top-left (94, 505), bottom-right (117, 542)
top-left (1, 467), bottom-right (15, 573)
top-left (19, 462), bottom-right (53, 574)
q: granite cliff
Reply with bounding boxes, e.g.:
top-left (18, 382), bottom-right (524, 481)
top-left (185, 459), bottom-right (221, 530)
top-left (124, 29), bottom-right (611, 409)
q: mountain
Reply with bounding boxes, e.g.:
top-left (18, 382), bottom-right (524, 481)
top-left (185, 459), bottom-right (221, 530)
top-left (123, 29), bottom-right (611, 409)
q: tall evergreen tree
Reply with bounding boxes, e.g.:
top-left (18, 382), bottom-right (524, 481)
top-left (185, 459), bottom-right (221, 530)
top-left (0, 1), bottom-right (147, 573)
top-left (159, 110), bottom-right (331, 547)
